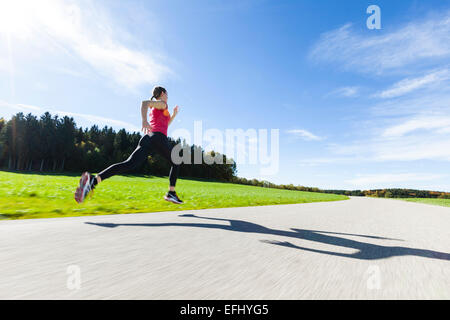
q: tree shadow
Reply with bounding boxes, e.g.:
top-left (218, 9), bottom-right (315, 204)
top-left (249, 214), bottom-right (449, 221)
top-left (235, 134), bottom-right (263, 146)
top-left (85, 214), bottom-right (450, 261)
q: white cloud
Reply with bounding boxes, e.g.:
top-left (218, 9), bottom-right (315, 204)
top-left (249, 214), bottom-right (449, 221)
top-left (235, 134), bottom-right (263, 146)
top-left (298, 156), bottom-right (369, 167)
top-left (375, 139), bottom-right (450, 162)
top-left (54, 66), bottom-right (87, 78)
top-left (287, 129), bottom-right (323, 141)
top-left (55, 110), bottom-right (141, 132)
top-left (374, 68), bottom-right (450, 98)
top-left (0, 100), bottom-right (140, 132)
top-left (381, 115), bottom-right (450, 138)
top-left (0, 0), bottom-right (172, 90)
top-left (0, 100), bottom-right (43, 112)
top-left (310, 11), bottom-right (450, 74)
top-left (327, 86), bottom-right (360, 98)
top-left (346, 173), bottom-right (446, 186)
top-left (327, 132), bottom-right (450, 162)
top-left (369, 90), bottom-right (450, 118)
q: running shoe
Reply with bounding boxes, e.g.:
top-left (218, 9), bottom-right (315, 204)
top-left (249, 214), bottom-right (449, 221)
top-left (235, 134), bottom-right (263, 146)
top-left (74, 172), bottom-right (96, 203)
top-left (164, 191), bottom-right (183, 204)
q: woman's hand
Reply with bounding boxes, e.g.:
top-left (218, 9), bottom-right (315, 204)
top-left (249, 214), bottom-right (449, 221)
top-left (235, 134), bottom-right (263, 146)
top-left (168, 106), bottom-right (179, 127)
top-left (173, 105), bottom-right (179, 117)
top-left (141, 120), bottom-right (152, 134)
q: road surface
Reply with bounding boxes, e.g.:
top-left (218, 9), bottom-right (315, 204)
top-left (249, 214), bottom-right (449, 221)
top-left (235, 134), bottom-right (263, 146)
top-left (0, 196), bottom-right (449, 299)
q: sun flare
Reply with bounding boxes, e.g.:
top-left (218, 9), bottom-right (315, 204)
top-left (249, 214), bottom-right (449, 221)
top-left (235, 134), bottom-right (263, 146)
top-left (0, 0), bottom-right (34, 36)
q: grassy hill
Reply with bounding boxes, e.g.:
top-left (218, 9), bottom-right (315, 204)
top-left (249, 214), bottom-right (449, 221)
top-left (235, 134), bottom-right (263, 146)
top-left (399, 198), bottom-right (450, 207)
top-left (0, 171), bottom-right (349, 220)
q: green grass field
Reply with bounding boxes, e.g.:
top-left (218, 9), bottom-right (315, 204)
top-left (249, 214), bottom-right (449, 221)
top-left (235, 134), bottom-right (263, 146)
top-left (0, 171), bottom-right (349, 220)
top-left (399, 198), bottom-right (450, 207)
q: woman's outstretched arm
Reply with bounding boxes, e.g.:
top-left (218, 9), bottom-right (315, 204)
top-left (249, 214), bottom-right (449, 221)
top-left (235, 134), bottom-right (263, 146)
top-left (168, 106), bottom-right (179, 126)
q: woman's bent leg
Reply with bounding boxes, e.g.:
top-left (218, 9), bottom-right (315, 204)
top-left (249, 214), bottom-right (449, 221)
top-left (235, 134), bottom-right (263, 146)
top-left (97, 135), bottom-right (151, 181)
top-left (154, 134), bottom-right (179, 187)
top-left (168, 163), bottom-right (179, 187)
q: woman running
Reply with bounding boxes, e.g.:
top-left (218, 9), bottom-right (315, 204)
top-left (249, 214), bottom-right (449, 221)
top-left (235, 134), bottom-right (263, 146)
top-left (74, 86), bottom-right (183, 204)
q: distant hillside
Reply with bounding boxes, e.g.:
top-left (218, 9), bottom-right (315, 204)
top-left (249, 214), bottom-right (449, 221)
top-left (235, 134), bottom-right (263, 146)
top-left (230, 177), bottom-right (450, 199)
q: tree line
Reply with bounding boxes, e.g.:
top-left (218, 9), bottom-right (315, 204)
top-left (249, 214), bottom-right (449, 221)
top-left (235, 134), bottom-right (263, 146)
top-left (0, 112), bottom-right (236, 181)
top-left (362, 188), bottom-right (450, 199)
top-left (229, 176), bottom-right (450, 199)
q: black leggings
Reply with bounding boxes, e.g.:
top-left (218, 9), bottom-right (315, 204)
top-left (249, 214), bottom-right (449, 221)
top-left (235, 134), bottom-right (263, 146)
top-left (97, 132), bottom-right (179, 187)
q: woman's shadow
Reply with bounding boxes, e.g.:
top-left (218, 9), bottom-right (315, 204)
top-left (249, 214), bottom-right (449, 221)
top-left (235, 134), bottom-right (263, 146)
top-left (85, 214), bottom-right (450, 261)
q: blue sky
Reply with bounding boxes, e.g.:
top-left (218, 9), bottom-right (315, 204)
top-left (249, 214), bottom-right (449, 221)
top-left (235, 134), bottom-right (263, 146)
top-left (1, 0), bottom-right (450, 191)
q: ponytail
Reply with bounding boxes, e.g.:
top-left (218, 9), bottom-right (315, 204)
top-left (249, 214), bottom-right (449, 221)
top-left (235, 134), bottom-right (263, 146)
top-left (151, 86), bottom-right (166, 100)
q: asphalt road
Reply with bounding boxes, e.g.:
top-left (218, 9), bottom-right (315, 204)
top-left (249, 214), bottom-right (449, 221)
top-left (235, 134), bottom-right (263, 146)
top-left (0, 196), bottom-right (449, 299)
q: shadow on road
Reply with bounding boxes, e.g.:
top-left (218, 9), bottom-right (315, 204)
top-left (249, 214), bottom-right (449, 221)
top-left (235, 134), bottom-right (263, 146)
top-left (85, 214), bottom-right (450, 261)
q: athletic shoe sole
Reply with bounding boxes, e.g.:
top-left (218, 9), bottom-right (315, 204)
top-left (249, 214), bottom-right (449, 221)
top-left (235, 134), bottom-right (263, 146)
top-left (74, 172), bottom-right (91, 203)
top-left (164, 195), bottom-right (183, 204)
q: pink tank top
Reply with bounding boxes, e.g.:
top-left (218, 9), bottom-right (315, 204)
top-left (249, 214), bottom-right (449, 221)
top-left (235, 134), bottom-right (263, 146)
top-left (149, 106), bottom-right (170, 136)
